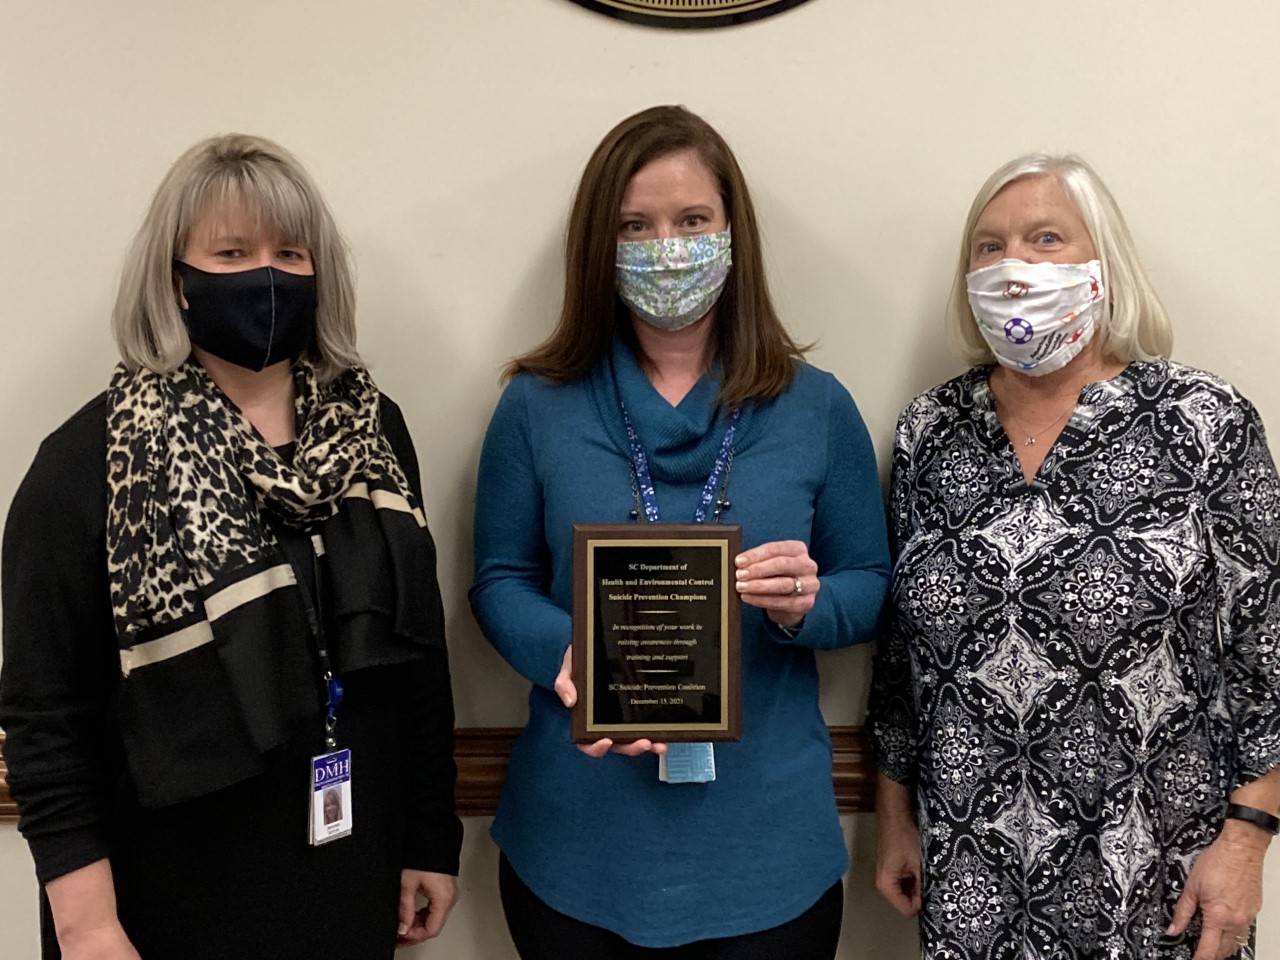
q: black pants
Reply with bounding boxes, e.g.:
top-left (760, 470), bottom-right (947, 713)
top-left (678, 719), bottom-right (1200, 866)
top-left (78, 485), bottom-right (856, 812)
top-left (499, 854), bottom-right (844, 960)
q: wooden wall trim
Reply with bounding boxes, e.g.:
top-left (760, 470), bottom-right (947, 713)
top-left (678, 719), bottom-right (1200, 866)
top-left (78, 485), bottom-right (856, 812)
top-left (0, 738), bottom-right (15, 822)
top-left (829, 725), bottom-right (876, 813)
top-left (0, 726), bottom-right (874, 824)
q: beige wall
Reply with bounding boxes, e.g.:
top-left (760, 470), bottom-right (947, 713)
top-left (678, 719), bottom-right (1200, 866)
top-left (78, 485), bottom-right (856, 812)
top-left (1, 0), bottom-right (1277, 956)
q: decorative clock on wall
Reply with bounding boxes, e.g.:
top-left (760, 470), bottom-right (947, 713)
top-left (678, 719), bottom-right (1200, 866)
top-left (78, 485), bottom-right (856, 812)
top-left (566, 0), bottom-right (816, 28)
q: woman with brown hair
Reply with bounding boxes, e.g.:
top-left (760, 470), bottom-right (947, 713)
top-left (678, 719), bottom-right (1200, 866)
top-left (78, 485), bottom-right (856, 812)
top-left (470, 105), bottom-right (891, 958)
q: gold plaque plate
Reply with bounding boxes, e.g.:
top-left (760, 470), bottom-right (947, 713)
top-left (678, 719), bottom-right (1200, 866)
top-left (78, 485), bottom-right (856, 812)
top-left (572, 523), bottom-right (742, 743)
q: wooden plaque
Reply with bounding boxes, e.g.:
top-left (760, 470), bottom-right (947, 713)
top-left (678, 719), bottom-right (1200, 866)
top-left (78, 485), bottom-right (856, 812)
top-left (572, 523), bottom-right (742, 742)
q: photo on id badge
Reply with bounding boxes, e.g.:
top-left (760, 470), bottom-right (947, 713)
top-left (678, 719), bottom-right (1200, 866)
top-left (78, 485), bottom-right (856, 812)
top-left (311, 748), bottom-right (353, 845)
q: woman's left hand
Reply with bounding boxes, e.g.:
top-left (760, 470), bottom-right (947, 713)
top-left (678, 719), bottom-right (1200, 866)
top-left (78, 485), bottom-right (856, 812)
top-left (396, 869), bottom-right (459, 946)
top-left (1166, 822), bottom-right (1267, 959)
top-left (734, 540), bottom-right (819, 629)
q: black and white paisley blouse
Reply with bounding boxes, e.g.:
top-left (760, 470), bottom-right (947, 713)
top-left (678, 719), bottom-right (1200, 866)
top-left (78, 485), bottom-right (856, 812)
top-left (868, 359), bottom-right (1280, 960)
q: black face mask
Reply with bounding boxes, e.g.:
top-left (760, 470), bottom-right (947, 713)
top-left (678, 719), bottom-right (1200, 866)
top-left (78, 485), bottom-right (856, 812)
top-left (174, 260), bottom-right (319, 371)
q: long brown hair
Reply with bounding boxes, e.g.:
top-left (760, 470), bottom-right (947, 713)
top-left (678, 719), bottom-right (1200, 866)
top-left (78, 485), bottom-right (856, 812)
top-left (506, 105), bottom-right (806, 408)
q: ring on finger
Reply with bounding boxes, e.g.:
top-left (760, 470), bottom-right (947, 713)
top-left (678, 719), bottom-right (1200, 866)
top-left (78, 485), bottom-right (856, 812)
top-left (1235, 934), bottom-right (1250, 946)
top-left (793, 577), bottom-right (803, 595)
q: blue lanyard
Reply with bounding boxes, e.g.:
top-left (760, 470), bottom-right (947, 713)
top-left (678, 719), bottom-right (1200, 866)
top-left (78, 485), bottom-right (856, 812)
top-left (620, 402), bottom-right (739, 524)
top-left (305, 549), bottom-right (343, 749)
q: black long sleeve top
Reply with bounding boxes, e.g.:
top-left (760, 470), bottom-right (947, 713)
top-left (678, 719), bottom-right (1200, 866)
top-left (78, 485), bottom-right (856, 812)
top-left (0, 392), bottom-right (463, 887)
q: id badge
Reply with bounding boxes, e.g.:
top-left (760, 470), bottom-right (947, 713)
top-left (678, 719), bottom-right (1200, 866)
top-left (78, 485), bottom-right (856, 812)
top-left (659, 742), bottom-right (716, 783)
top-left (309, 748), bottom-right (353, 845)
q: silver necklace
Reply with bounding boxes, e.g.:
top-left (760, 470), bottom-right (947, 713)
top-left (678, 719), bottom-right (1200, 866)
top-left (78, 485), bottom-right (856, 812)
top-left (1006, 405), bottom-right (1074, 447)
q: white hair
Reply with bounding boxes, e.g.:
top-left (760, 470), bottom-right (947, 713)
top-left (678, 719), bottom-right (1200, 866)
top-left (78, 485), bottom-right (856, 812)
top-left (947, 153), bottom-right (1173, 366)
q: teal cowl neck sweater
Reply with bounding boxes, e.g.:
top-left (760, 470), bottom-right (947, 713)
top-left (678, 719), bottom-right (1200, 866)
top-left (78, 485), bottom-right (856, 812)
top-left (472, 338), bottom-right (890, 947)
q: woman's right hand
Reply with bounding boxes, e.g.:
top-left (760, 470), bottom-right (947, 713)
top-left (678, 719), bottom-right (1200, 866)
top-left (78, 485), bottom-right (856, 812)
top-left (48, 860), bottom-right (141, 960)
top-left (874, 774), bottom-right (923, 917)
top-left (555, 647), bottom-right (665, 758)
top-left (875, 815), bottom-right (923, 917)
top-left (59, 923), bottom-right (142, 960)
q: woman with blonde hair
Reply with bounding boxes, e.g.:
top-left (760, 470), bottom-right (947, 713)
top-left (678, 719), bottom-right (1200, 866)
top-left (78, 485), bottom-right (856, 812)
top-left (471, 105), bottom-right (891, 958)
top-left (870, 153), bottom-right (1280, 959)
top-left (0, 134), bottom-right (461, 959)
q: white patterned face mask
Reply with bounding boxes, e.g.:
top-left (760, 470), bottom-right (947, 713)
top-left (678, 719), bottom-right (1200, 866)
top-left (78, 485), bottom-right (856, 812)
top-left (966, 258), bottom-right (1105, 376)
top-left (616, 230), bottom-right (732, 331)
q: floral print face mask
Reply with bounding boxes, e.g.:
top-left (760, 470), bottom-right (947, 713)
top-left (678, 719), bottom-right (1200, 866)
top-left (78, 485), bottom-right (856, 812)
top-left (615, 230), bottom-right (733, 331)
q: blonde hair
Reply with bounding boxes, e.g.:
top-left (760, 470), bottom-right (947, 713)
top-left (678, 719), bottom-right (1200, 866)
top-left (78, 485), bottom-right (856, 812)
top-left (948, 153), bottom-right (1173, 366)
top-left (112, 134), bottom-right (360, 381)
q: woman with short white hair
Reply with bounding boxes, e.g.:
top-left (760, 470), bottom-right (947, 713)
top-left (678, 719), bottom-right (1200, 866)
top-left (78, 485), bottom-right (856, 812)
top-left (0, 134), bottom-right (461, 959)
top-left (869, 153), bottom-right (1280, 960)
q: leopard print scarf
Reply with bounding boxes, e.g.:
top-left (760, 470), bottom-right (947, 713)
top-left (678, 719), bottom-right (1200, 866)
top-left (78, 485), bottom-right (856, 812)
top-left (107, 358), bottom-right (416, 651)
top-left (105, 358), bottom-right (442, 806)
